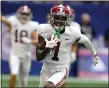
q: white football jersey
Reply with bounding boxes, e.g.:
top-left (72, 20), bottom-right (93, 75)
top-left (37, 23), bottom-right (81, 65)
top-left (70, 22), bottom-right (81, 32)
top-left (8, 15), bottom-right (39, 57)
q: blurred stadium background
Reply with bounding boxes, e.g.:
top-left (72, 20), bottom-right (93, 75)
top-left (1, 1), bottom-right (108, 87)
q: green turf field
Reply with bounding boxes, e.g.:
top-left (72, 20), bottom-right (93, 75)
top-left (1, 75), bottom-right (108, 87)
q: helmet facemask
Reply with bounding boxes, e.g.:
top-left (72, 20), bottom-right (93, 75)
top-left (17, 5), bottom-right (32, 24)
top-left (50, 4), bottom-right (70, 31)
top-left (17, 12), bottom-right (32, 24)
top-left (51, 14), bottom-right (69, 30)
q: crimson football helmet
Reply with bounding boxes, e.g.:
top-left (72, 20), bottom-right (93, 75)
top-left (50, 4), bottom-right (69, 29)
top-left (66, 5), bottom-right (75, 25)
top-left (17, 5), bottom-right (32, 24)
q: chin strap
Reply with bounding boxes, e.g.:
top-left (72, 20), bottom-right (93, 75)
top-left (54, 26), bottom-right (62, 38)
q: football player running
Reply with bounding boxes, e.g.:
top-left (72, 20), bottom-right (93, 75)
top-left (36, 4), bottom-right (99, 88)
top-left (1, 5), bottom-right (39, 88)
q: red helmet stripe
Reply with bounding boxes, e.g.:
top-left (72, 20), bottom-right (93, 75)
top-left (17, 5), bottom-right (31, 13)
top-left (51, 4), bottom-right (69, 15)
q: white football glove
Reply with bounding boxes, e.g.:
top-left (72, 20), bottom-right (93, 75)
top-left (22, 37), bottom-right (32, 44)
top-left (93, 55), bottom-right (99, 66)
top-left (45, 35), bottom-right (58, 48)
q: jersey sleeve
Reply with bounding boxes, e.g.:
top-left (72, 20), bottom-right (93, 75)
top-left (75, 22), bottom-right (81, 32)
top-left (37, 24), bottom-right (47, 39)
top-left (74, 31), bottom-right (81, 43)
top-left (32, 21), bottom-right (39, 32)
top-left (71, 22), bottom-right (81, 32)
top-left (70, 23), bottom-right (81, 43)
top-left (8, 16), bottom-right (16, 25)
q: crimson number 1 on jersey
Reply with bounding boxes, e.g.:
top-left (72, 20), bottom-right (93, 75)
top-left (52, 42), bottom-right (61, 61)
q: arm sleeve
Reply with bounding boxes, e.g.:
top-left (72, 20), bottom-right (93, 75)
top-left (37, 24), bottom-right (47, 39)
top-left (78, 34), bottom-right (97, 56)
top-left (32, 21), bottom-right (39, 32)
top-left (1, 16), bottom-right (11, 29)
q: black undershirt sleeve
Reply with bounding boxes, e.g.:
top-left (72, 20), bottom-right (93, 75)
top-left (75, 37), bottom-right (81, 43)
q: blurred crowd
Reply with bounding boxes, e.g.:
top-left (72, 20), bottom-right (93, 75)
top-left (3, 1), bottom-right (109, 6)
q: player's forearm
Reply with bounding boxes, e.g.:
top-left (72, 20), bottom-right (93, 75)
top-left (32, 39), bottom-right (38, 46)
top-left (78, 34), bottom-right (97, 56)
top-left (37, 40), bottom-right (46, 50)
top-left (22, 37), bottom-right (38, 45)
top-left (1, 16), bottom-right (11, 31)
top-left (31, 31), bottom-right (38, 46)
top-left (72, 43), bottom-right (77, 52)
top-left (36, 48), bottom-right (50, 61)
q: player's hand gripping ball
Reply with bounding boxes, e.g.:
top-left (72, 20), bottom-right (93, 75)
top-left (45, 35), bottom-right (58, 48)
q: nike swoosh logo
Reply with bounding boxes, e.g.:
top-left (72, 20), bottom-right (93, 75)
top-left (65, 39), bottom-right (70, 40)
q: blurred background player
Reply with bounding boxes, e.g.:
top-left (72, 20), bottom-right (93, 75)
top-left (1, 5), bottom-right (39, 88)
top-left (46, 12), bottom-right (50, 23)
top-left (80, 13), bottom-right (96, 41)
top-left (36, 4), bottom-right (99, 88)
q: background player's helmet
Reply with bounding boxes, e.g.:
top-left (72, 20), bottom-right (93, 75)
top-left (50, 4), bottom-right (69, 30)
top-left (17, 5), bottom-right (32, 24)
top-left (46, 12), bottom-right (50, 23)
top-left (66, 5), bottom-right (75, 25)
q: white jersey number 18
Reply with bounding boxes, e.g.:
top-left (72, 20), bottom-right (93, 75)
top-left (15, 29), bottom-right (28, 43)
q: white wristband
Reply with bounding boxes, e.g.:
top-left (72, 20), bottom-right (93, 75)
top-left (70, 52), bottom-right (76, 63)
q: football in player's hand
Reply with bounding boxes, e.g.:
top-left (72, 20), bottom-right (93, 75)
top-left (46, 36), bottom-right (51, 41)
top-left (41, 36), bottom-right (51, 49)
